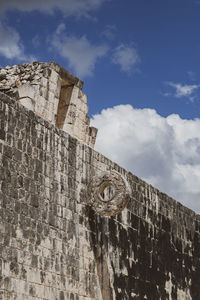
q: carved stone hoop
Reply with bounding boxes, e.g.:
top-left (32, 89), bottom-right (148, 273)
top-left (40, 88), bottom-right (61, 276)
top-left (87, 171), bottom-right (130, 216)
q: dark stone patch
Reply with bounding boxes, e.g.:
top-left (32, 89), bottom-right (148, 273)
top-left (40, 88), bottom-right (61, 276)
top-left (88, 207), bottom-right (113, 300)
top-left (31, 255), bottom-right (38, 268)
top-left (60, 291), bottom-right (65, 300)
top-left (0, 129), bottom-right (5, 140)
top-left (9, 262), bottom-right (19, 275)
top-left (30, 194), bottom-right (39, 208)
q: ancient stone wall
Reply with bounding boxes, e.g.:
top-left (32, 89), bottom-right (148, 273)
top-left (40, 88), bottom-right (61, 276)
top-left (0, 91), bottom-right (200, 300)
top-left (0, 63), bottom-right (97, 148)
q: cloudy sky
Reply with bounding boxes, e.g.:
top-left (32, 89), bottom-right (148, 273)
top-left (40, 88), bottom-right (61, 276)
top-left (1, 0), bottom-right (200, 212)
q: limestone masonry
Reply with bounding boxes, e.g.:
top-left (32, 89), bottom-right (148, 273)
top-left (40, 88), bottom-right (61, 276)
top-left (0, 62), bottom-right (200, 300)
top-left (0, 62), bottom-right (97, 148)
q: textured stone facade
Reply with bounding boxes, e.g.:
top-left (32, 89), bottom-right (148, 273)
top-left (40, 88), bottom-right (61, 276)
top-left (0, 62), bottom-right (97, 148)
top-left (0, 64), bottom-right (200, 299)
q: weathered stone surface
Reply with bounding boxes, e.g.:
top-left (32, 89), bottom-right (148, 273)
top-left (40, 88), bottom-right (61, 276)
top-left (87, 171), bottom-right (130, 216)
top-left (0, 62), bottom-right (97, 148)
top-left (0, 65), bottom-right (200, 299)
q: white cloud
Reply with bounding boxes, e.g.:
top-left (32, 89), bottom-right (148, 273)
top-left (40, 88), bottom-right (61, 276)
top-left (166, 82), bottom-right (199, 101)
top-left (101, 25), bottom-right (116, 40)
top-left (50, 24), bottom-right (108, 77)
top-left (91, 105), bottom-right (200, 213)
top-left (111, 44), bottom-right (140, 73)
top-left (0, 22), bottom-right (24, 59)
top-left (187, 71), bottom-right (196, 81)
top-left (32, 35), bottom-right (40, 48)
top-left (0, 0), bottom-right (107, 18)
top-left (0, 22), bottom-right (35, 61)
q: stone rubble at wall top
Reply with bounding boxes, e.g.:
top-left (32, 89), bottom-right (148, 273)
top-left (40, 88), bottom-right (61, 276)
top-left (0, 62), bottom-right (97, 148)
top-left (0, 62), bottom-right (82, 99)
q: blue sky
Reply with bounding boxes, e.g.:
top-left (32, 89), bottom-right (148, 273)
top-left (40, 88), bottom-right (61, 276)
top-left (1, 0), bottom-right (200, 212)
top-left (1, 0), bottom-right (200, 117)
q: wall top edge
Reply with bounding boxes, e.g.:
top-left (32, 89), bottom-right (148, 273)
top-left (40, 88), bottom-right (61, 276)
top-left (0, 61), bottom-right (84, 89)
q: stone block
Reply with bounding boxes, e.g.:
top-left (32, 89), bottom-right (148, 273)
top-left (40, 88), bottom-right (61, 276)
top-left (18, 84), bottom-right (40, 101)
top-left (19, 97), bottom-right (35, 111)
